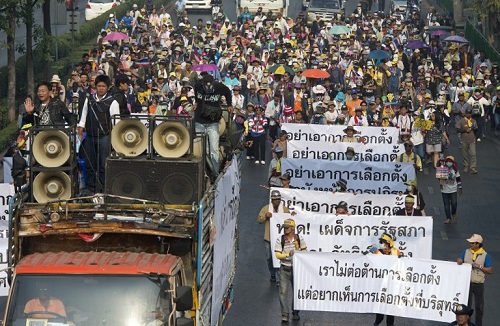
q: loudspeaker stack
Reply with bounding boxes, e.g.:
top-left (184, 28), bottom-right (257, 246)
top-left (106, 115), bottom-right (206, 205)
top-left (30, 126), bottom-right (78, 203)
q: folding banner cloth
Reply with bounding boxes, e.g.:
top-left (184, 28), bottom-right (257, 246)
top-left (270, 213), bottom-right (433, 268)
top-left (287, 141), bottom-right (405, 161)
top-left (211, 158), bottom-right (241, 326)
top-left (281, 158), bottom-right (415, 193)
top-left (0, 183), bottom-right (14, 296)
top-left (270, 187), bottom-right (405, 215)
top-left (282, 123), bottom-right (400, 145)
top-left (293, 252), bottom-right (471, 323)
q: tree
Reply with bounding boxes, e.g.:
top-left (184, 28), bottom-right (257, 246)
top-left (0, 0), bottom-right (18, 122)
top-left (467, 0), bottom-right (500, 46)
top-left (19, 0), bottom-right (42, 98)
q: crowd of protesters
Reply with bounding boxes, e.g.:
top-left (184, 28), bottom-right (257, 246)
top-left (14, 2), bottom-right (497, 325)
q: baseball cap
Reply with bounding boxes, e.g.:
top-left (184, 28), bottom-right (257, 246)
top-left (270, 190), bottom-right (282, 199)
top-left (467, 234), bottom-right (483, 244)
top-left (335, 201), bottom-right (348, 210)
top-left (275, 146), bottom-right (284, 153)
top-left (283, 218), bottom-right (296, 228)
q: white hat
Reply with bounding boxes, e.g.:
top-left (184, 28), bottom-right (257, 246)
top-left (109, 13), bottom-right (114, 18)
top-left (467, 234), bottom-right (483, 243)
top-left (50, 75), bottom-right (61, 83)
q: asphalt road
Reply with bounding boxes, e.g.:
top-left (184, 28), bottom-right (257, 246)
top-left (224, 118), bottom-right (500, 325)
top-left (223, 2), bottom-right (500, 326)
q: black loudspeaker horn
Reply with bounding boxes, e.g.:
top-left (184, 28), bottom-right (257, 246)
top-left (105, 156), bottom-right (204, 205)
top-left (32, 170), bottom-right (73, 203)
top-left (111, 119), bottom-right (148, 157)
top-left (152, 121), bottom-right (191, 158)
top-left (32, 130), bottom-right (71, 167)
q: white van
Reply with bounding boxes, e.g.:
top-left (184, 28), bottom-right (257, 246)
top-left (186, 0), bottom-right (211, 10)
top-left (237, 0), bottom-right (289, 18)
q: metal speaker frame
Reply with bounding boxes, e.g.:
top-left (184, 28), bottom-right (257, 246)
top-left (111, 118), bottom-right (148, 157)
top-left (32, 169), bottom-right (76, 203)
top-left (31, 127), bottom-right (75, 168)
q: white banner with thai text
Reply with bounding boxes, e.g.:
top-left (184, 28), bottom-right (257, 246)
top-left (0, 183), bottom-right (14, 297)
top-left (271, 187), bottom-right (405, 215)
top-left (293, 252), bottom-right (471, 322)
top-left (211, 158), bottom-right (240, 326)
top-left (270, 213), bottom-right (433, 268)
top-left (281, 158), bottom-right (415, 193)
top-left (287, 141), bottom-right (405, 161)
top-left (282, 123), bottom-right (400, 145)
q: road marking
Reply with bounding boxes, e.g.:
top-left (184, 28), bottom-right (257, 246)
top-left (433, 207), bottom-right (440, 216)
top-left (428, 186), bottom-right (434, 194)
top-left (441, 231), bottom-right (448, 240)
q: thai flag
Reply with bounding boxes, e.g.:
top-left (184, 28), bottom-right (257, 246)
top-left (135, 58), bottom-right (150, 66)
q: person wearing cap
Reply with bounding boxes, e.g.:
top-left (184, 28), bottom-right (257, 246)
top-left (248, 104), bottom-right (269, 164)
top-left (402, 179), bottom-right (426, 213)
top-left (344, 146), bottom-right (357, 161)
top-left (448, 304), bottom-right (476, 326)
top-left (334, 178), bottom-right (348, 193)
top-left (346, 89), bottom-right (362, 117)
top-left (193, 74), bottom-right (233, 177)
top-left (335, 201), bottom-right (350, 215)
top-left (395, 140), bottom-right (422, 172)
top-left (456, 108), bottom-right (478, 174)
top-left (425, 110), bottom-right (450, 168)
top-left (113, 74), bottom-right (133, 115)
top-left (269, 146), bottom-right (284, 187)
top-left (371, 233), bottom-right (403, 326)
top-left (457, 234), bottom-right (493, 326)
top-left (395, 195), bottom-right (423, 216)
top-left (467, 88), bottom-right (490, 142)
top-left (342, 126), bottom-right (360, 143)
top-left (440, 156), bottom-right (462, 224)
top-left (279, 172), bottom-right (296, 189)
top-left (265, 93), bottom-right (282, 142)
top-left (275, 218), bottom-right (307, 322)
top-left (257, 190), bottom-right (293, 285)
top-left (273, 130), bottom-right (288, 158)
top-left (348, 104), bottom-right (369, 127)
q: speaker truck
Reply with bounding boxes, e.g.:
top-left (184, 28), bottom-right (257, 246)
top-left (4, 154), bottom-right (242, 326)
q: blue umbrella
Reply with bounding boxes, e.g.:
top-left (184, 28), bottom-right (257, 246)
top-left (443, 35), bottom-right (468, 43)
top-left (366, 50), bottom-right (391, 60)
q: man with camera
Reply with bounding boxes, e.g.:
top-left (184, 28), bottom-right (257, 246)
top-left (194, 74), bottom-right (232, 177)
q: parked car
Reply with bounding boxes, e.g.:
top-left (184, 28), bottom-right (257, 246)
top-left (85, 0), bottom-right (119, 21)
top-left (306, 0), bottom-right (343, 26)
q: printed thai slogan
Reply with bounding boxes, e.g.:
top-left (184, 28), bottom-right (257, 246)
top-left (271, 187), bottom-right (405, 215)
top-left (270, 213), bottom-right (433, 268)
top-left (282, 123), bottom-right (400, 145)
top-left (0, 183), bottom-right (14, 296)
top-left (281, 158), bottom-right (415, 193)
top-left (211, 158), bottom-right (240, 326)
top-left (293, 252), bottom-right (471, 323)
top-left (287, 141), bottom-right (405, 162)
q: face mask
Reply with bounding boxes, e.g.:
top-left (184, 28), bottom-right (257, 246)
top-left (407, 185), bottom-right (413, 191)
top-left (346, 154), bottom-right (354, 160)
top-left (446, 162), bottom-right (453, 167)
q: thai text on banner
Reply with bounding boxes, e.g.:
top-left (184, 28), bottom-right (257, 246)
top-left (293, 252), bottom-right (471, 323)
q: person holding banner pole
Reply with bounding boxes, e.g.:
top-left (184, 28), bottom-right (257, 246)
top-left (457, 234), bottom-right (493, 326)
top-left (257, 190), bottom-right (293, 285)
top-left (275, 218), bottom-right (307, 322)
top-left (372, 233), bottom-right (403, 326)
top-left (395, 195), bottom-right (423, 216)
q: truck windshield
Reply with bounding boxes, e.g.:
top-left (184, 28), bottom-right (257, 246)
top-left (5, 275), bottom-right (172, 326)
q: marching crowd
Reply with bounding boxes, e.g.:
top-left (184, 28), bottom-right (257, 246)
top-left (15, 1), bottom-right (497, 325)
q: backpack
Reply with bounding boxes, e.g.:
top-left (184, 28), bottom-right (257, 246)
top-left (281, 234), bottom-right (300, 251)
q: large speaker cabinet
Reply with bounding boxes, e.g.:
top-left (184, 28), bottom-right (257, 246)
top-left (105, 156), bottom-right (204, 205)
top-left (29, 126), bottom-right (78, 203)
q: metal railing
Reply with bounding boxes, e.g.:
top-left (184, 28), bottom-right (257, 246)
top-left (465, 19), bottom-right (500, 64)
